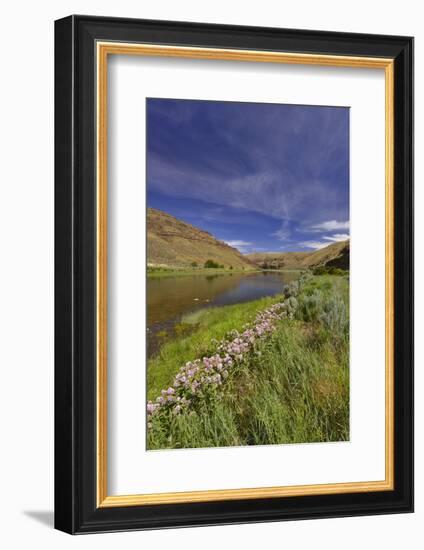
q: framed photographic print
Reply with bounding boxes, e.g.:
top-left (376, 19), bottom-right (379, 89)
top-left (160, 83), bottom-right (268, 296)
top-left (54, 15), bottom-right (414, 534)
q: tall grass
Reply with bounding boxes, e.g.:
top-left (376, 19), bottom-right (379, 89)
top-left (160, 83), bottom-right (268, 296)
top-left (147, 274), bottom-right (349, 450)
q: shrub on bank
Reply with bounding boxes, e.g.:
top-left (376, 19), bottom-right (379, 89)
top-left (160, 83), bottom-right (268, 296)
top-left (312, 265), bottom-right (347, 276)
top-left (204, 259), bottom-right (224, 269)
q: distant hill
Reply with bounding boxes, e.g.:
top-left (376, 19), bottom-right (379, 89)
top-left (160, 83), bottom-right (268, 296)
top-left (247, 240), bottom-right (349, 270)
top-left (147, 208), bottom-right (254, 269)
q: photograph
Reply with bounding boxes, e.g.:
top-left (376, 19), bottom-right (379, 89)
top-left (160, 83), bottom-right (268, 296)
top-left (146, 98), bottom-right (350, 450)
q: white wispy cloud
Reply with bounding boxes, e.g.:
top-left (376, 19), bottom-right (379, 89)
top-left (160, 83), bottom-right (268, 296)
top-left (323, 233), bottom-right (350, 242)
top-left (310, 220), bottom-right (350, 232)
top-left (272, 222), bottom-right (291, 241)
top-left (149, 152), bottom-right (348, 226)
top-left (225, 240), bottom-right (253, 253)
top-left (299, 241), bottom-right (330, 250)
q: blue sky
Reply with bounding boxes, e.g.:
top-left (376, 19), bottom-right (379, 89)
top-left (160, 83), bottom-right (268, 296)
top-left (147, 98), bottom-right (349, 253)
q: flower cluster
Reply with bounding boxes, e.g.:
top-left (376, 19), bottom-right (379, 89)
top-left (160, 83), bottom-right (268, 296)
top-left (147, 290), bottom-right (302, 427)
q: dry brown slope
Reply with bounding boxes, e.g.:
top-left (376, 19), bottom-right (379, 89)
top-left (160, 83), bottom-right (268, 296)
top-left (147, 208), bottom-right (254, 269)
top-left (247, 239), bottom-right (349, 270)
top-left (301, 240), bottom-right (349, 268)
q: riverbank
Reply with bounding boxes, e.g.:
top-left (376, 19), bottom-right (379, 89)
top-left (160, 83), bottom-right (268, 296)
top-left (147, 266), bottom-right (258, 278)
top-left (147, 273), bottom-right (349, 449)
top-left (147, 270), bottom-right (301, 359)
top-left (147, 293), bottom-right (283, 399)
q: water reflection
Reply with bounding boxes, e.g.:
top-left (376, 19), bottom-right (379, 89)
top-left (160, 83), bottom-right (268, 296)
top-left (147, 271), bottom-right (299, 357)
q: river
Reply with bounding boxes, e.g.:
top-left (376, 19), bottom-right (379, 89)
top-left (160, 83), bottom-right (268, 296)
top-left (147, 271), bottom-right (299, 357)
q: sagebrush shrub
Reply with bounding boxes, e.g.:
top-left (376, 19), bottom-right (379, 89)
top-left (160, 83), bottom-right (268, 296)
top-left (297, 289), bottom-right (348, 339)
top-left (283, 280), bottom-right (299, 298)
top-left (296, 290), bottom-right (324, 323)
top-left (319, 294), bottom-right (349, 339)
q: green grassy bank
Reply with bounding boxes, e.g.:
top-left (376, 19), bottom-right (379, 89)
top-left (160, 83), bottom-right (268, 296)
top-left (147, 273), bottom-right (349, 450)
top-left (147, 266), bottom-right (258, 278)
top-left (147, 293), bottom-right (282, 399)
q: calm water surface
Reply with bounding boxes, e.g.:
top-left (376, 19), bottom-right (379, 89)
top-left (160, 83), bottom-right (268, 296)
top-left (147, 271), bottom-right (299, 357)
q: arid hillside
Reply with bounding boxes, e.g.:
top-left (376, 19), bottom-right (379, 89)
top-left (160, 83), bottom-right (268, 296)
top-left (247, 240), bottom-right (349, 270)
top-left (147, 208), bottom-right (254, 269)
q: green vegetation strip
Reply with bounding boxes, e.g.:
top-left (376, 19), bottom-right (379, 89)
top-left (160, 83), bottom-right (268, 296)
top-left (147, 267), bottom-right (257, 278)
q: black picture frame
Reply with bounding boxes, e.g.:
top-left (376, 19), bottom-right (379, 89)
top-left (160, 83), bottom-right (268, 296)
top-left (55, 14), bottom-right (414, 534)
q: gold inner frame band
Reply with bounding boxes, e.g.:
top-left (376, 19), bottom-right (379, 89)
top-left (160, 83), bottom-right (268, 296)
top-left (96, 42), bottom-right (395, 508)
